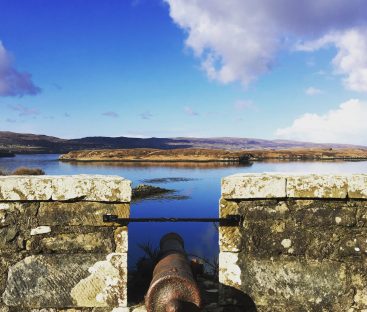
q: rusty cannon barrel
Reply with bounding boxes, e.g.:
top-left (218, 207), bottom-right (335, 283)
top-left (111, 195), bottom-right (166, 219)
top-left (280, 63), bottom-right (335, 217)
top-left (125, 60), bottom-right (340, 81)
top-left (145, 233), bottom-right (202, 312)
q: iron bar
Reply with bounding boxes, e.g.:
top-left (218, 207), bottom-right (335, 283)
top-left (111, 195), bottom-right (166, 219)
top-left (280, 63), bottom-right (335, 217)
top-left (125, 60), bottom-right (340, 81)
top-left (103, 214), bottom-right (242, 226)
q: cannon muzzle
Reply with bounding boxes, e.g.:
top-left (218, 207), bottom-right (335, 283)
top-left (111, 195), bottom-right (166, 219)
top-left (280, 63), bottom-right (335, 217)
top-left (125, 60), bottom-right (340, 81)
top-left (145, 233), bottom-right (202, 312)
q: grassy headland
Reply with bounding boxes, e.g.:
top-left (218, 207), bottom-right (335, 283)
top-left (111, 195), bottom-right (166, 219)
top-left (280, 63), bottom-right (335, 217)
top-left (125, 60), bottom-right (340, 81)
top-left (59, 147), bottom-right (367, 163)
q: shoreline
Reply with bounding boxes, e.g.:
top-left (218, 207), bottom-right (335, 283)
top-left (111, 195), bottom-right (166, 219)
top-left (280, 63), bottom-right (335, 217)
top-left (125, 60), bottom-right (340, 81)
top-left (58, 157), bottom-right (367, 162)
top-left (59, 158), bottom-right (244, 163)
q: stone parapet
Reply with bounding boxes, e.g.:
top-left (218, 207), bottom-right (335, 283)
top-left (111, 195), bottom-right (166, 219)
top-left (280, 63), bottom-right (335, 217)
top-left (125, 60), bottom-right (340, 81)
top-left (222, 173), bottom-right (367, 199)
top-left (219, 173), bottom-right (367, 311)
top-left (0, 175), bottom-right (131, 202)
top-left (0, 175), bottom-right (131, 312)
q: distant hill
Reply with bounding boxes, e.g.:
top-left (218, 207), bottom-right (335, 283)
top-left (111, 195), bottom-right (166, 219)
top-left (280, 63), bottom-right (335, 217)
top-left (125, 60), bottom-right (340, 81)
top-left (0, 131), bottom-right (366, 154)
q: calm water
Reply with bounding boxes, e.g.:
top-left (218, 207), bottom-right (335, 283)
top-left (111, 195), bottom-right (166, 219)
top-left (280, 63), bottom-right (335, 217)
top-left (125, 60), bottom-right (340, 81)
top-left (1, 154), bottom-right (367, 268)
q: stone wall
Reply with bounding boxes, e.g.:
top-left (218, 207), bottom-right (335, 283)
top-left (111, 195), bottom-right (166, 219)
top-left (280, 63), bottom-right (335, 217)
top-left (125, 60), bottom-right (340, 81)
top-left (219, 173), bottom-right (367, 311)
top-left (0, 175), bottom-right (131, 312)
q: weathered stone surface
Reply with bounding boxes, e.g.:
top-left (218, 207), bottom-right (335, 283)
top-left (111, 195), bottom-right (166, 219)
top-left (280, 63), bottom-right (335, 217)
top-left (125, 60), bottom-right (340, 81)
top-left (114, 228), bottom-right (128, 253)
top-left (242, 220), bottom-right (309, 257)
top-left (0, 176), bottom-right (53, 201)
top-left (221, 173), bottom-right (367, 200)
top-left (222, 174), bottom-right (286, 199)
top-left (0, 202), bottom-right (40, 255)
top-left (51, 176), bottom-right (131, 202)
top-left (219, 226), bottom-right (243, 252)
top-left (0, 258), bottom-right (9, 304)
top-left (357, 203), bottom-right (367, 226)
top-left (0, 175), bottom-right (131, 311)
top-left (0, 227), bottom-right (18, 250)
top-left (348, 174), bottom-right (367, 199)
top-left (0, 175), bottom-right (131, 202)
top-left (219, 252), bottom-right (242, 289)
top-left (23, 308), bottom-right (119, 311)
top-left (239, 259), bottom-right (347, 308)
top-left (3, 254), bottom-right (103, 307)
top-left (219, 174), bottom-right (367, 310)
top-left (237, 200), bottom-right (289, 220)
top-left (287, 174), bottom-right (348, 198)
top-left (38, 232), bottom-right (114, 253)
top-left (38, 202), bottom-right (129, 226)
top-left (336, 233), bottom-right (367, 259)
top-left (219, 199), bottom-right (239, 218)
top-left (2, 253), bottom-right (127, 308)
top-left (291, 200), bottom-right (357, 227)
top-left (350, 262), bottom-right (367, 309)
top-left (6, 309), bottom-right (130, 312)
top-left (31, 226), bottom-right (51, 236)
top-left (0, 204), bottom-right (11, 210)
top-left (70, 253), bottom-right (127, 308)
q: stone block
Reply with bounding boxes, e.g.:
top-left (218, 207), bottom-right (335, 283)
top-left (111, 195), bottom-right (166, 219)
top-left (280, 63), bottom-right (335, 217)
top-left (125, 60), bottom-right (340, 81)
top-left (290, 200), bottom-right (356, 227)
top-left (219, 226), bottom-right (243, 252)
top-left (51, 176), bottom-right (131, 202)
top-left (218, 252), bottom-right (242, 289)
top-left (237, 200), bottom-right (289, 221)
top-left (0, 202), bottom-right (38, 229)
top-left (350, 262), bottom-right (367, 309)
top-left (0, 177), bottom-right (53, 201)
top-left (219, 199), bottom-right (239, 218)
top-left (237, 258), bottom-right (347, 308)
top-left (38, 232), bottom-right (114, 253)
top-left (0, 226), bottom-right (19, 253)
top-left (2, 253), bottom-right (127, 308)
top-left (348, 175), bottom-right (367, 199)
top-left (242, 220), bottom-right (308, 257)
top-left (287, 174), bottom-right (348, 198)
top-left (0, 258), bottom-right (9, 300)
top-left (70, 253), bottom-right (127, 308)
top-left (0, 175), bottom-right (131, 202)
top-left (114, 228), bottom-right (128, 253)
top-left (221, 174), bottom-right (286, 199)
top-left (356, 203), bottom-right (367, 226)
top-left (38, 202), bottom-right (129, 226)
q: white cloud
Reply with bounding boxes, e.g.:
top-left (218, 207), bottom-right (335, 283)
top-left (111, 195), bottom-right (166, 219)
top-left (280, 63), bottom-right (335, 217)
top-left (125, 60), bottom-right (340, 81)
top-left (184, 106), bottom-right (199, 116)
top-left (296, 28), bottom-right (367, 92)
top-left (305, 87), bottom-right (323, 96)
top-left (0, 42), bottom-right (41, 96)
top-left (275, 99), bottom-right (367, 145)
top-left (164, 0), bottom-right (367, 90)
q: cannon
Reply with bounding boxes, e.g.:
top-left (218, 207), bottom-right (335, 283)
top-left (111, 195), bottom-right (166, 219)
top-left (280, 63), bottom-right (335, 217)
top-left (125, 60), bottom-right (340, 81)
top-left (145, 233), bottom-right (202, 312)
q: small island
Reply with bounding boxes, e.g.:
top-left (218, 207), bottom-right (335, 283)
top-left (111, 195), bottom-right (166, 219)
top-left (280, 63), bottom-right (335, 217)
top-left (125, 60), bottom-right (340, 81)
top-left (59, 147), bottom-right (367, 163)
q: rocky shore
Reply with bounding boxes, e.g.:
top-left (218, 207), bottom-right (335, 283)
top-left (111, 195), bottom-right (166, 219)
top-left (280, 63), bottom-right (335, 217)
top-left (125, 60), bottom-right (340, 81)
top-left (132, 184), bottom-right (174, 200)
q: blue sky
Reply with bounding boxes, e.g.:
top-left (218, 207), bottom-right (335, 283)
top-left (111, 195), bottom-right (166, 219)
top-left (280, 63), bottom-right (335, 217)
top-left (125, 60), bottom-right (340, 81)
top-left (0, 0), bottom-right (367, 144)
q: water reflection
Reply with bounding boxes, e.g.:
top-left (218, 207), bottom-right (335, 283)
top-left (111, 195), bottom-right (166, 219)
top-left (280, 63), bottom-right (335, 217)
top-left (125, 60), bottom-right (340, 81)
top-left (60, 159), bottom-right (254, 169)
